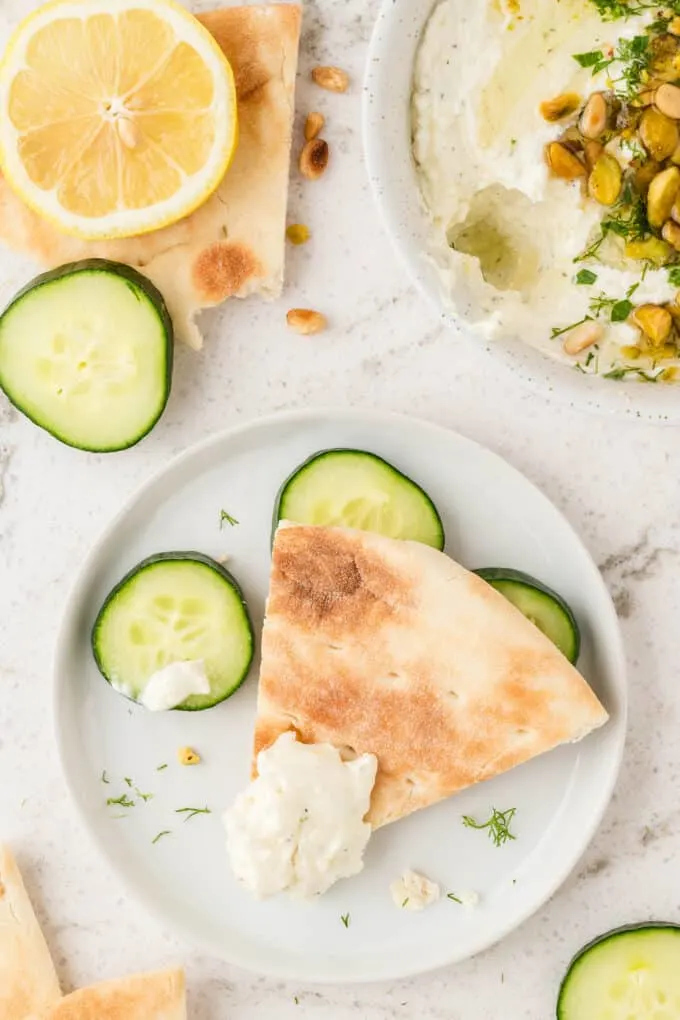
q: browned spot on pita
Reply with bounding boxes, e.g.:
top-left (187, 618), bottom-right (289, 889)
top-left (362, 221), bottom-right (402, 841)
top-left (234, 61), bottom-right (271, 101)
top-left (271, 526), bottom-right (412, 639)
top-left (0, 881), bottom-right (5, 899)
top-left (31, 970), bottom-right (185, 1020)
top-left (192, 241), bottom-right (261, 302)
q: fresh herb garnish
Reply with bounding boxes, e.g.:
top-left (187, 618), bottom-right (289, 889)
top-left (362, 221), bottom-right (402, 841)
top-left (462, 807), bottom-right (517, 848)
top-left (340, 913), bottom-right (351, 928)
top-left (135, 788), bottom-right (154, 803)
top-left (294, 997), bottom-right (300, 1006)
top-left (447, 892), bottom-right (463, 904)
top-left (573, 49), bottom-right (606, 69)
top-left (175, 806), bottom-right (212, 821)
top-left (668, 266), bottom-right (680, 287)
top-left (587, 0), bottom-right (680, 20)
top-left (152, 830), bottom-right (171, 845)
top-left (551, 315), bottom-right (592, 340)
top-left (576, 186), bottom-right (651, 265)
top-left (106, 794), bottom-right (136, 809)
top-left (124, 777), bottom-right (133, 788)
top-left (402, 897), bottom-right (410, 908)
top-left (604, 365), bottom-right (665, 381)
top-left (101, 770), bottom-right (110, 784)
top-left (576, 269), bottom-right (598, 286)
top-left (219, 509), bottom-right (239, 528)
top-left (573, 34), bottom-right (650, 99)
top-left (157, 763), bottom-right (168, 772)
top-left (589, 282), bottom-right (639, 323)
top-left (552, 280), bottom-right (640, 339)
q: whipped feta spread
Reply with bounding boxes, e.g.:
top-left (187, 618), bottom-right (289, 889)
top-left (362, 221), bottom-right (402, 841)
top-left (412, 0), bottom-right (678, 377)
top-left (390, 870), bottom-right (440, 911)
top-left (139, 659), bottom-right (210, 711)
top-left (224, 732), bottom-right (378, 900)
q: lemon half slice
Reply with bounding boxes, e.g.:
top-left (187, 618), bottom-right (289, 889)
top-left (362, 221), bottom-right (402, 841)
top-left (0, 0), bottom-right (238, 240)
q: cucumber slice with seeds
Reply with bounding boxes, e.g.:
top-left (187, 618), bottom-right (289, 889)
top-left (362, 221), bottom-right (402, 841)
top-left (0, 259), bottom-right (173, 452)
top-left (274, 449), bottom-right (445, 549)
top-left (475, 567), bottom-right (580, 663)
top-left (92, 553), bottom-right (254, 711)
top-left (558, 924), bottom-right (680, 1020)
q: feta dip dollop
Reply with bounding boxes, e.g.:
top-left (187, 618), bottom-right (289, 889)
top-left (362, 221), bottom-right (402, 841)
top-left (224, 732), bottom-right (378, 900)
top-left (412, 0), bottom-right (680, 379)
top-left (390, 870), bottom-right (440, 911)
top-left (137, 659), bottom-right (210, 711)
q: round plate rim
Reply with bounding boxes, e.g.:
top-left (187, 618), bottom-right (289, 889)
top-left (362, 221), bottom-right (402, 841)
top-left (53, 406), bottom-right (628, 983)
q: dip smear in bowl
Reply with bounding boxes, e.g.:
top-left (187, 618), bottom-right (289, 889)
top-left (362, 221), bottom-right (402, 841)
top-left (412, 0), bottom-right (680, 383)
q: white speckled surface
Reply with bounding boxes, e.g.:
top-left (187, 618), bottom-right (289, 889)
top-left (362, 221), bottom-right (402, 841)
top-left (1, 0), bottom-right (679, 1016)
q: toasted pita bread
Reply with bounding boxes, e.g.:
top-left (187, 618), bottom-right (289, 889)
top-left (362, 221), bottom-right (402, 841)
top-left (0, 845), bottom-right (61, 1020)
top-left (254, 524), bottom-right (609, 828)
top-left (0, 4), bottom-right (302, 348)
top-left (23, 970), bottom-right (186, 1020)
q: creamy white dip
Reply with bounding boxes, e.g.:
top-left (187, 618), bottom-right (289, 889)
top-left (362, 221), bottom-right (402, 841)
top-left (223, 732), bottom-right (378, 900)
top-left (138, 659), bottom-right (210, 711)
top-left (390, 869), bottom-right (440, 911)
top-left (412, 0), bottom-right (678, 376)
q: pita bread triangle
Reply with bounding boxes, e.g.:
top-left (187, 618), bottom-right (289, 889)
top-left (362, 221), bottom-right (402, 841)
top-left (22, 969), bottom-right (186, 1020)
top-left (0, 845), bottom-right (61, 1020)
top-left (254, 524), bottom-right (609, 828)
top-left (0, 4), bottom-right (302, 349)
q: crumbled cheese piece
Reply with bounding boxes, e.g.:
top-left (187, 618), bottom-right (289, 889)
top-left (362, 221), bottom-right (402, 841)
top-left (390, 869), bottom-right (440, 911)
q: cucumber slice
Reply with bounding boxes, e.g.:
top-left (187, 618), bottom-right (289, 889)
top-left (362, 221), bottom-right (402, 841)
top-left (558, 924), bottom-right (680, 1020)
top-left (475, 567), bottom-right (580, 663)
top-left (0, 259), bottom-right (173, 452)
top-left (274, 449), bottom-right (445, 549)
top-left (92, 553), bottom-right (254, 711)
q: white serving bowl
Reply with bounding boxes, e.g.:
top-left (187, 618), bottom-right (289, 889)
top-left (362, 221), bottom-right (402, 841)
top-left (363, 0), bottom-right (680, 423)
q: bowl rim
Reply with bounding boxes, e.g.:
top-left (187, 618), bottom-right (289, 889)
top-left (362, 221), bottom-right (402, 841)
top-left (362, 0), bottom-right (680, 424)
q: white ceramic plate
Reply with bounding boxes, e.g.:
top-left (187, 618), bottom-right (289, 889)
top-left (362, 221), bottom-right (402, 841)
top-left (363, 0), bottom-right (680, 424)
top-left (54, 408), bottom-right (626, 983)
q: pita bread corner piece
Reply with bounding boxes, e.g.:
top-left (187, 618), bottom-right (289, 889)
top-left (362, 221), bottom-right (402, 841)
top-left (0, 844), bottom-right (61, 1020)
top-left (0, 4), bottom-right (302, 350)
top-left (254, 523), bottom-right (609, 829)
top-left (22, 969), bottom-right (186, 1020)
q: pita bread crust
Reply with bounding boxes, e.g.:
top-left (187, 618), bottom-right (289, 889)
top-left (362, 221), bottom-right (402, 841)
top-left (0, 845), bottom-right (61, 1020)
top-left (23, 969), bottom-right (186, 1020)
top-left (0, 4), bottom-right (302, 348)
top-left (254, 525), bottom-right (609, 828)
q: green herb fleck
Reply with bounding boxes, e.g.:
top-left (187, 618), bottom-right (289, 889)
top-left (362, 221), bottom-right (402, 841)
top-left (219, 509), bottom-right (239, 528)
top-left (551, 315), bottom-right (592, 340)
top-left (152, 830), bottom-right (171, 845)
top-left (573, 49), bottom-right (606, 68)
top-left (604, 365), bottom-right (664, 381)
top-left (157, 763), bottom-right (168, 772)
top-left (668, 266), bottom-right (680, 287)
top-left (576, 269), bottom-right (598, 286)
top-left (293, 997), bottom-right (300, 1006)
top-left (101, 770), bottom-right (110, 785)
top-left (175, 806), bottom-right (212, 821)
top-left (402, 898), bottom-right (410, 908)
top-left (462, 807), bottom-right (517, 848)
top-left (340, 913), bottom-right (351, 928)
top-left (107, 794), bottom-right (136, 809)
top-left (124, 777), bottom-right (133, 788)
top-left (447, 892), bottom-right (463, 904)
top-left (135, 789), bottom-right (154, 803)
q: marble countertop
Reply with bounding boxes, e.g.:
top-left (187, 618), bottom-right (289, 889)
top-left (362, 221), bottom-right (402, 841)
top-left (2, 0), bottom-right (680, 1017)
